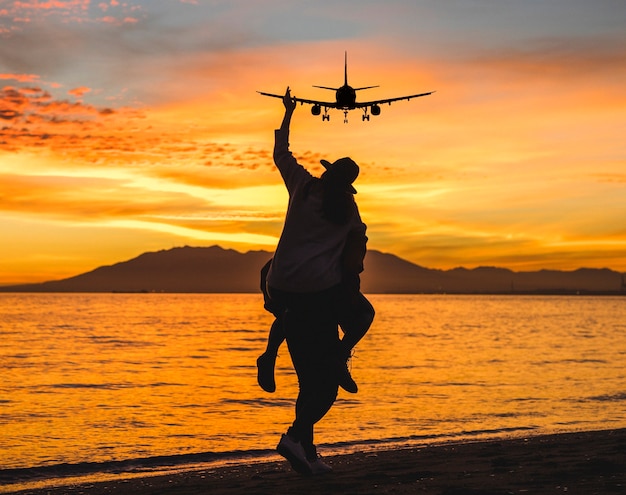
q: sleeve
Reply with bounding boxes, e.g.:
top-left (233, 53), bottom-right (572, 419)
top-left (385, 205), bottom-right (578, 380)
top-left (274, 128), bottom-right (312, 194)
top-left (342, 228), bottom-right (367, 276)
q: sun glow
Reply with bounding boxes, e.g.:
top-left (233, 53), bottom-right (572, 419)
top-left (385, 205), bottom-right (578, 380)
top-left (1, 2), bottom-right (625, 284)
top-left (102, 219), bottom-right (279, 247)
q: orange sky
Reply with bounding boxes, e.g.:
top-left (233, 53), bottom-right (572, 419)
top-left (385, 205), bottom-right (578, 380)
top-left (1, 1), bottom-right (625, 284)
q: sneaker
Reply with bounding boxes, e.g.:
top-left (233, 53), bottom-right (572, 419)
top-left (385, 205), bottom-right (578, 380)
top-left (276, 434), bottom-right (312, 475)
top-left (308, 454), bottom-right (333, 475)
top-left (338, 358), bottom-right (358, 393)
top-left (256, 352), bottom-right (276, 393)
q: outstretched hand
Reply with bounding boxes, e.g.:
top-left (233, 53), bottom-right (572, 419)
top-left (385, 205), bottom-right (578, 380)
top-left (283, 87), bottom-right (297, 113)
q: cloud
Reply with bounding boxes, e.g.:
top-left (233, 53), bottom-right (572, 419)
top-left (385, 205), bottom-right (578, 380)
top-left (68, 86), bottom-right (91, 98)
top-left (2, 1), bottom-right (625, 279)
top-left (0, 0), bottom-right (143, 31)
top-left (0, 2), bottom-right (282, 114)
top-left (0, 82), bottom-right (143, 152)
top-left (466, 37), bottom-right (626, 88)
top-left (0, 172), bottom-right (209, 220)
top-left (0, 73), bottom-right (41, 83)
top-left (592, 173), bottom-right (626, 184)
top-left (0, 170), bottom-right (285, 256)
top-left (0, 109), bottom-right (20, 120)
top-left (99, 15), bottom-right (139, 25)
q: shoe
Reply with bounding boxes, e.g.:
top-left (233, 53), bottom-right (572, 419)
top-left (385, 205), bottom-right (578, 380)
top-left (308, 454), bottom-right (333, 475)
top-left (277, 434), bottom-right (312, 475)
top-left (338, 358), bottom-right (358, 393)
top-left (256, 352), bottom-right (276, 393)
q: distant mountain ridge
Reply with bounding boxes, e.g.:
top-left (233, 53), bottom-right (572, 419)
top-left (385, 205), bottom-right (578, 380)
top-left (2, 245), bottom-right (625, 294)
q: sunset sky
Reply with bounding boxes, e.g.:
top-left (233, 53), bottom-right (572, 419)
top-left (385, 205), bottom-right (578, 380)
top-left (1, 1), bottom-right (625, 285)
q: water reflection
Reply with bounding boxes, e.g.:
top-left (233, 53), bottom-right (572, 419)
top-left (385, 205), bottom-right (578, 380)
top-left (1, 294), bottom-right (624, 470)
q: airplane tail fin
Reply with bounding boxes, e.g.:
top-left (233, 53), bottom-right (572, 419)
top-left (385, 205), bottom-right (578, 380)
top-left (312, 52), bottom-right (348, 91)
top-left (312, 52), bottom-right (379, 91)
top-left (347, 51), bottom-right (378, 91)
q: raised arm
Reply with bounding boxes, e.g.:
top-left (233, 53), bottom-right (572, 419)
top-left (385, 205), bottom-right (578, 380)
top-left (279, 86), bottom-right (297, 133)
top-left (274, 87), bottom-right (311, 193)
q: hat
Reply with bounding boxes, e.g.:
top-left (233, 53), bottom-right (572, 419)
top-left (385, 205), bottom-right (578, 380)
top-left (320, 157), bottom-right (359, 194)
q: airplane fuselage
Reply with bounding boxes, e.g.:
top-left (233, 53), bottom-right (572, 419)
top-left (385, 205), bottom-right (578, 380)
top-left (336, 85), bottom-right (357, 109)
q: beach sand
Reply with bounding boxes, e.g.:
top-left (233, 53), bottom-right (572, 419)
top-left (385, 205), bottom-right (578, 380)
top-left (15, 428), bottom-right (626, 495)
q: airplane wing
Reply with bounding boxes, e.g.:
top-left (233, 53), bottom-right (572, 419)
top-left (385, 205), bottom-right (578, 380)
top-left (257, 91), bottom-right (337, 108)
top-left (355, 91), bottom-right (435, 108)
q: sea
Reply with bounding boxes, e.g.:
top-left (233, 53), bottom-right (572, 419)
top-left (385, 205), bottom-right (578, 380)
top-left (1, 293), bottom-right (625, 492)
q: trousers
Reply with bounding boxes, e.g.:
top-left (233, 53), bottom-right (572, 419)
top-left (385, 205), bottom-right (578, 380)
top-left (269, 285), bottom-right (341, 455)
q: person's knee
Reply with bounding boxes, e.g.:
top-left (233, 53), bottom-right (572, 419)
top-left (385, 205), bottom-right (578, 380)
top-left (362, 306), bottom-right (375, 328)
top-left (314, 382), bottom-right (339, 412)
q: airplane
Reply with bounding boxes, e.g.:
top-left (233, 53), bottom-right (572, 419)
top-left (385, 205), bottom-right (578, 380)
top-left (258, 52), bottom-right (434, 123)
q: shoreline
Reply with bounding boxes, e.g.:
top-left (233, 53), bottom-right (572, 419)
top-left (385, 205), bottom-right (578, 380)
top-left (6, 428), bottom-right (625, 495)
top-left (1, 290), bottom-right (625, 296)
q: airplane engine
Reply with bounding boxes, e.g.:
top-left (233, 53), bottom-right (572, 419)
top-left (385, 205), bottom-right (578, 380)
top-left (311, 105), bottom-right (321, 116)
top-left (371, 104), bottom-right (381, 116)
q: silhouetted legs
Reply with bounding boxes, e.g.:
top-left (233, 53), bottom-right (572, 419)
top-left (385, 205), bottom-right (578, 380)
top-left (268, 286), bottom-right (340, 458)
top-left (257, 283), bottom-right (374, 394)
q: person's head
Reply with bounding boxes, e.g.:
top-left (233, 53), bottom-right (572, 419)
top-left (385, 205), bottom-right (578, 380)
top-left (320, 157), bottom-right (359, 195)
top-left (319, 157), bottom-right (359, 225)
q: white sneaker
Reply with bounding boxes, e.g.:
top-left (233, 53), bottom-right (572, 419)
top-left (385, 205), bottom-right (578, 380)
top-left (277, 434), bottom-right (312, 475)
top-left (308, 454), bottom-right (333, 475)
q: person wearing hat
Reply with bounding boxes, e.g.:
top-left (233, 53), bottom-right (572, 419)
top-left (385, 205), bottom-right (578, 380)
top-left (263, 88), bottom-right (374, 475)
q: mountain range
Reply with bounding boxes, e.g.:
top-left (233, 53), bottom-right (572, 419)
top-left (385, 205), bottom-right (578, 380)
top-left (2, 245), bottom-right (625, 295)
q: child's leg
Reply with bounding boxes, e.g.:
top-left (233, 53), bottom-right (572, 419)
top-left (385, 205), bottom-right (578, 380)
top-left (260, 258), bottom-right (284, 355)
top-left (258, 264), bottom-right (286, 393)
top-left (333, 292), bottom-right (374, 394)
top-left (265, 315), bottom-right (286, 355)
top-left (257, 258), bottom-right (287, 392)
top-left (258, 313), bottom-right (286, 393)
top-left (339, 292), bottom-right (375, 354)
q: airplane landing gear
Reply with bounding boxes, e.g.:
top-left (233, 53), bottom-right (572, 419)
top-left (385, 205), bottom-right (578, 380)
top-left (343, 110), bottom-right (349, 123)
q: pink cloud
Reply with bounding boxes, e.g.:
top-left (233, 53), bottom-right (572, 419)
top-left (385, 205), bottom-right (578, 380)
top-left (98, 15), bottom-right (139, 25)
top-left (43, 1), bottom-right (86, 9)
top-left (2, 0), bottom-right (142, 29)
top-left (11, 1), bottom-right (90, 12)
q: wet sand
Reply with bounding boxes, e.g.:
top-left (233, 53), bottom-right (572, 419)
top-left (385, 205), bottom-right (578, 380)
top-left (15, 428), bottom-right (626, 495)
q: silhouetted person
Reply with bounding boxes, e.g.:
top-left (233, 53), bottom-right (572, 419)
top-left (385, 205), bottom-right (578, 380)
top-left (262, 87), bottom-right (373, 475)
top-left (257, 240), bottom-right (374, 393)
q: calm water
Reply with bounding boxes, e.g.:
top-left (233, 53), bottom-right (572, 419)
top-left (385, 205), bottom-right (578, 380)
top-left (1, 294), bottom-right (625, 487)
